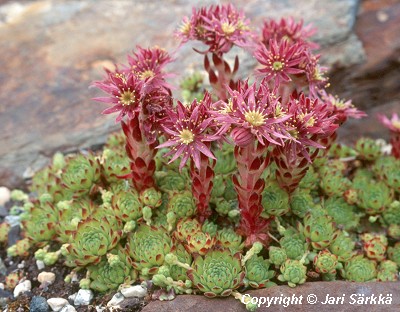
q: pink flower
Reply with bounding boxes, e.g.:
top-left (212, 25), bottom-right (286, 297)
top-left (320, 91), bottom-right (367, 124)
top-left (126, 46), bottom-right (173, 92)
top-left (283, 93), bottom-right (338, 160)
top-left (213, 82), bottom-right (291, 147)
top-left (92, 70), bottom-right (143, 122)
top-left (255, 39), bottom-right (305, 87)
top-left (176, 4), bottom-right (253, 54)
top-left (261, 17), bottom-right (318, 50)
top-left (378, 113), bottom-right (400, 133)
top-left (157, 93), bottom-right (219, 170)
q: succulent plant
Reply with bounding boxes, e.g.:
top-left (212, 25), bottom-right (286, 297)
top-left (180, 71), bottom-right (204, 103)
top-left (341, 255), bottom-right (377, 282)
top-left (88, 249), bottom-right (135, 292)
top-left (21, 197), bottom-right (58, 245)
top-left (201, 220), bottom-right (218, 237)
top-left (382, 200), bottom-right (400, 226)
top-left (302, 212), bottom-right (337, 250)
top-left (140, 187), bottom-right (162, 208)
top-left (188, 249), bottom-right (245, 298)
top-left (155, 170), bottom-right (189, 193)
top-left (101, 148), bottom-right (131, 183)
top-left (214, 199), bottom-right (238, 217)
top-left (360, 234), bottom-right (388, 262)
top-left (261, 180), bottom-right (290, 217)
top-left (268, 246), bottom-right (287, 267)
top-left (185, 231), bottom-right (216, 256)
top-left (111, 188), bottom-right (142, 223)
top-left (216, 227), bottom-right (244, 252)
top-left (328, 142), bottom-right (357, 158)
top-left (388, 242), bottom-right (400, 266)
top-left (355, 137), bottom-right (382, 161)
top-left (0, 222), bottom-right (10, 243)
top-left (313, 249), bottom-right (338, 275)
top-left (7, 238), bottom-right (31, 257)
top-left (319, 168), bottom-right (351, 198)
top-left (126, 224), bottom-right (172, 275)
top-left (356, 180), bottom-right (394, 215)
top-left (167, 191), bottom-right (195, 219)
top-left (168, 243), bottom-right (193, 281)
top-left (65, 217), bottom-right (122, 267)
top-left (324, 197), bottom-right (360, 231)
top-left (374, 156), bottom-right (400, 193)
top-left (245, 255), bottom-right (275, 288)
top-left (289, 188), bottom-right (314, 218)
top-left (388, 224), bottom-right (400, 240)
top-left (328, 231), bottom-right (356, 262)
top-left (298, 165), bottom-right (319, 191)
top-left (280, 234), bottom-right (308, 261)
top-left (60, 153), bottom-right (101, 196)
top-left (277, 259), bottom-right (307, 287)
top-left (377, 260), bottom-right (398, 282)
top-left (174, 218), bottom-right (202, 242)
top-left (5, 271), bottom-right (22, 290)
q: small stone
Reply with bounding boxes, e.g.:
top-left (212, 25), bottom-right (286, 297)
top-left (120, 285), bottom-right (147, 298)
top-left (4, 215), bottom-right (20, 227)
top-left (30, 296), bottom-right (50, 312)
top-left (107, 292), bottom-right (125, 307)
top-left (38, 272), bottom-right (56, 285)
top-left (60, 305), bottom-right (77, 312)
top-left (0, 282), bottom-right (4, 290)
top-left (73, 289), bottom-right (93, 306)
top-left (13, 280), bottom-right (31, 297)
top-left (47, 298), bottom-right (69, 312)
top-left (17, 260), bottom-right (25, 269)
top-left (36, 260), bottom-right (45, 270)
top-left (0, 187), bottom-right (11, 205)
top-left (68, 292), bottom-right (77, 303)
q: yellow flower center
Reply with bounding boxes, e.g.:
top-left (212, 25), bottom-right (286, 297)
top-left (180, 21), bottom-right (191, 36)
top-left (119, 90), bottom-right (136, 106)
top-left (220, 99), bottom-right (233, 114)
top-left (140, 70), bottom-right (155, 80)
top-left (221, 22), bottom-right (236, 35)
top-left (288, 129), bottom-right (299, 139)
top-left (299, 113), bottom-right (316, 127)
top-left (245, 110), bottom-right (265, 127)
top-left (272, 61), bottom-right (283, 71)
top-left (179, 129), bottom-right (194, 144)
top-left (393, 120), bottom-right (400, 129)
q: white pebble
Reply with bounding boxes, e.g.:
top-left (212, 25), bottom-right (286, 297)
top-left (68, 292), bottom-right (77, 302)
top-left (120, 285), bottom-right (147, 298)
top-left (74, 289), bottom-right (94, 306)
top-left (13, 280), bottom-right (31, 297)
top-left (96, 306), bottom-right (106, 312)
top-left (4, 215), bottom-right (20, 227)
top-left (0, 282), bottom-right (4, 290)
top-left (17, 260), bottom-right (25, 269)
top-left (60, 305), bottom-right (77, 312)
top-left (36, 260), bottom-right (45, 270)
top-left (0, 187), bottom-right (11, 205)
top-left (38, 271), bottom-right (56, 285)
top-left (107, 292), bottom-right (125, 307)
top-left (47, 298), bottom-right (69, 312)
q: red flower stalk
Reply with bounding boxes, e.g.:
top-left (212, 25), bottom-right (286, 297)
top-left (212, 82), bottom-right (292, 246)
top-left (157, 93), bottom-right (220, 221)
top-left (120, 116), bottom-right (156, 192)
top-left (233, 142), bottom-right (272, 247)
top-left (273, 93), bottom-right (338, 194)
top-left (92, 71), bottom-right (143, 122)
top-left (378, 113), bottom-right (400, 159)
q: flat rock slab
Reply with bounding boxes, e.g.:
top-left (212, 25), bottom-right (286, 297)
top-left (1, 0), bottom-right (397, 189)
top-left (143, 281), bottom-right (400, 312)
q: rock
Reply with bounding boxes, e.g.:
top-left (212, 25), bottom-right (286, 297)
top-left (0, 258), bottom-right (6, 276)
top-left (38, 272), bottom-right (56, 285)
top-left (0, 187), bottom-right (10, 205)
top-left (107, 292), bottom-right (125, 307)
top-left (68, 292), bottom-right (77, 303)
top-left (17, 260), bottom-right (25, 269)
top-left (4, 215), bottom-right (20, 228)
top-left (0, 205), bottom-right (7, 217)
top-left (0, 0), bottom-right (363, 189)
top-left (36, 260), bottom-right (45, 270)
top-left (142, 281), bottom-right (400, 312)
top-left (13, 280), bottom-right (31, 297)
top-left (0, 282), bottom-right (4, 290)
top-left (73, 289), bottom-right (94, 306)
top-left (0, 288), bottom-right (12, 299)
top-left (118, 297), bottom-right (142, 310)
top-left (7, 224), bottom-right (21, 246)
top-left (120, 285), bottom-right (147, 298)
top-left (60, 305), bottom-right (77, 312)
top-left (47, 298), bottom-right (69, 312)
top-left (30, 296), bottom-right (50, 312)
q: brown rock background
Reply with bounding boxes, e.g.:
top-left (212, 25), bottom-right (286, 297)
top-left (0, 0), bottom-right (399, 189)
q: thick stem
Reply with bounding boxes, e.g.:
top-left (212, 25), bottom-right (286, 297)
top-left (390, 131), bottom-right (400, 159)
top-left (233, 141), bottom-right (272, 246)
top-left (121, 116), bottom-right (156, 192)
top-left (190, 152), bottom-right (215, 223)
